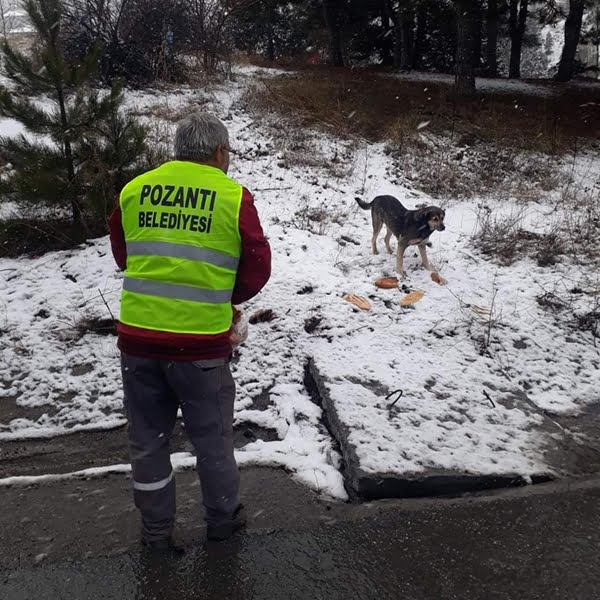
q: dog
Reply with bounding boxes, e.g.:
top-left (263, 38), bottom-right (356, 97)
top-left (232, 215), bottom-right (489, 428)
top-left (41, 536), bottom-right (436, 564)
top-left (355, 195), bottom-right (445, 278)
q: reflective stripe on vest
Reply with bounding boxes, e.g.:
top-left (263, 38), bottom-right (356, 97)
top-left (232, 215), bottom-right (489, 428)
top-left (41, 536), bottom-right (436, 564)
top-left (123, 277), bottom-right (233, 304)
top-left (126, 241), bottom-right (240, 271)
top-left (118, 161), bottom-right (243, 335)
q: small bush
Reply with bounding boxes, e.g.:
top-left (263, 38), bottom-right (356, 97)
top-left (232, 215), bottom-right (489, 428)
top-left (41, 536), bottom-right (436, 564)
top-left (0, 217), bottom-right (106, 258)
top-left (560, 184), bottom-right (600, 263)
top-left (473, 207), bottom-right (564, 266)
top-left (272, 195), bottom-right (348, 236)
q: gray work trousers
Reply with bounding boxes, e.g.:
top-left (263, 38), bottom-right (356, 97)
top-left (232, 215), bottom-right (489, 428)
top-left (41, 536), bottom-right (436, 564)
top-left (120, 353), bottom-right (239, 542)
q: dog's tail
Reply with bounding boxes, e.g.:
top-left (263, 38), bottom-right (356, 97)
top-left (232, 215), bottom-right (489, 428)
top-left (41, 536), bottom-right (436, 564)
top-left (355, 197), bottom-right (372, 210)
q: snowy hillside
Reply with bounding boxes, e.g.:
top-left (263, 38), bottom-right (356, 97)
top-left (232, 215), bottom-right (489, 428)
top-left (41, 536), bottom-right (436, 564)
top-left (0, 67), bottom-right (599, 498)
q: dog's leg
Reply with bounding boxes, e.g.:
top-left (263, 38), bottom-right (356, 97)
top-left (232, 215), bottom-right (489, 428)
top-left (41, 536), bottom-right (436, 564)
top-left (396, 243), bottom-right (408, 279)
top-left (384, 228), bottom-right (394, 254)
top-left (371, 213), bottom-right (383, 255)
top-left (418, 242), bottom-right (433, 271)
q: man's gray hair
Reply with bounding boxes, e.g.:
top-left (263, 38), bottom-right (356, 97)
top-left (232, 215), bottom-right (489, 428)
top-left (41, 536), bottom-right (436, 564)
top-left (174, 113), bottom-right (229, 162)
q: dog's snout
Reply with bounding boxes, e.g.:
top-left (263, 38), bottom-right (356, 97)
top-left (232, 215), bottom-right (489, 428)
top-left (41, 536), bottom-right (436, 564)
top-left (440, 224), bottom-right (446, 231)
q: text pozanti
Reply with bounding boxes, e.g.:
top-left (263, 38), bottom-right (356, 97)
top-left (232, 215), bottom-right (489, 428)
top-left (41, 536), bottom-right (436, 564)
top-left (138, 184), bottom-right (216, 233)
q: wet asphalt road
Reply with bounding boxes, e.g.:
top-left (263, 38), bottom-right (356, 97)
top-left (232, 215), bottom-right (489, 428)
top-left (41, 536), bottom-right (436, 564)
top-left (3, 473), bottom-right (600, 600)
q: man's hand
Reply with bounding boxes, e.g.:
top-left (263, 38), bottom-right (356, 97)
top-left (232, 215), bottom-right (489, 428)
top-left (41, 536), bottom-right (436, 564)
top-left (230, 306), bottom-right (248, 348)
top-left (232, 306), bottom-right (242, 324)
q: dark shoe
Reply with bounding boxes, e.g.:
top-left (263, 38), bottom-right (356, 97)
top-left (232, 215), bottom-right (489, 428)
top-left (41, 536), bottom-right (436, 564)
top-left (141, 537), bottom-right (185, 556)
top-left (206, 505), bottom-right (247, 542)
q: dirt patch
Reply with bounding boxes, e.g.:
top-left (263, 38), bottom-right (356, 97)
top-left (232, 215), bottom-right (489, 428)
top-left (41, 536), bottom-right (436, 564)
top-left (249, 309), bottom-right (276, 324)
top-left (234, 423), bottom-right (278, 448)
top-left (0, 420), bottom-right (279, 478)
top-left (248, 387), bottom-right (273, 411)
top-left (304, 316), bottom-right (323, 334)
top-left (0, 399), bottom-right (58, 428)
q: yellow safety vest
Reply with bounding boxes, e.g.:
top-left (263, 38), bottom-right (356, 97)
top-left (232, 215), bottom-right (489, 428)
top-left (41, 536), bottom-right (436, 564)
top-left (119, 160), bottom-right (242, 335)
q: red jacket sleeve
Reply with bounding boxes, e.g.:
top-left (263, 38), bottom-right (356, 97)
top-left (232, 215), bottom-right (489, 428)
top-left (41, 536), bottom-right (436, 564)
top-left (232, 188), bottom-right (271, 304)
top-left (108, 203), bottom-right (127, 271)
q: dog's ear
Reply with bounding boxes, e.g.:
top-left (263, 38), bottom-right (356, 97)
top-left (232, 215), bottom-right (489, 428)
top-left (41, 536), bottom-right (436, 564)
top-left (420, 207), bottom-right (436, 221)
top-left (425, 207), bottom-right (444, 220)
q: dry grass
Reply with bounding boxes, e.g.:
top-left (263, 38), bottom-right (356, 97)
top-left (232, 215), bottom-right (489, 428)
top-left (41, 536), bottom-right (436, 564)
top-left (242, 69), bottom-right (600, 153)
top-left (242, 83), bottom-right (355, 178)
top-left (559, 180), bottom-right (600, 263)
top-left (576, 305), bottom-right (600, 340)
top-left (534, 280), bottom-right (600, 343)
top-left (472, 172), bottom-right (600, 267)
top-left (398, 140), bottom-right (561, 200)
top-left (272, 194), bottom-right (349, 236)
top-left (242, 69), bottom-right (599, 201)
top-left (473, 206), bottom-right (565, 267)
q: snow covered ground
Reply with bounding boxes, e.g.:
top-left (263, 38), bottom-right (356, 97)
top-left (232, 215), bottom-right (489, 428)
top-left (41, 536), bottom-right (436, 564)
top-left (1, 67), bottom-right (599, 498)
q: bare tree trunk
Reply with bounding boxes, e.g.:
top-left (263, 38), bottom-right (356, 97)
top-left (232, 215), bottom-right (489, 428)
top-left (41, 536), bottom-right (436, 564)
top-left (392, 1), bottom-right (402, 69)
top-left (455, 0), bottom-right (476, 95)
top-left (486, 0), bottom-right (499, 76)
top-left (380, 0), bottom-right (393, 65)
top-left (509, 0), bottom-right (528, 79)
top-left (412, 3), bottom-right (427, 70)
top-left (400, 4), bottom-right (414, 71)
top-left (472, 0), bottom-right (483, 70)
top-left (555, 0), bottom-right (585, 82)
top-left (381, 0), bottom-right (390, 31)
top-left (390, 0), bottom-right (413, 70)
top-left (323, 0), bottom-right (345, 67)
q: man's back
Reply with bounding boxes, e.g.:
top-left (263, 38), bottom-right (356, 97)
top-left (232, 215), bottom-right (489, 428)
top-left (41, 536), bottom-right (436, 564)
top-left (109, 160), bottom-right (270, 360)
top-left (118, 160), bottom-right (245, 337)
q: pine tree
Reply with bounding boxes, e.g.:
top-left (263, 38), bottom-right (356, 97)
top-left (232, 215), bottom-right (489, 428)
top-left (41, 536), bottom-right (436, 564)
top-left (0, 0), bottom-right (146, 229)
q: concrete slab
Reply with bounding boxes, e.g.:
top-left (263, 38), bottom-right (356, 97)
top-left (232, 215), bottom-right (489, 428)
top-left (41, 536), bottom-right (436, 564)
top-left (307, 333), bottom-right (591, 499)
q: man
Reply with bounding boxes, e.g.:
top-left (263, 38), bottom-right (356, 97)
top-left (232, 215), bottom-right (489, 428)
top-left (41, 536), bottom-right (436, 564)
top-left (108, 113), bottom-right (271, 553)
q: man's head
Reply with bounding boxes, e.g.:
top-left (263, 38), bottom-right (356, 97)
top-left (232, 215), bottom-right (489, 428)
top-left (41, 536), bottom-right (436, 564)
top-left (174, 113), bottom-right (231, 173)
